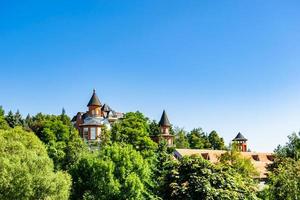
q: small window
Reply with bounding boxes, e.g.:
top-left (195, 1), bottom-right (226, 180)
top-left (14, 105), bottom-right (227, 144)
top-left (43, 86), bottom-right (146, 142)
top-left (83, 128), bottom-right (89, 140)
top-left (267, 155), bottom-right (274, 161)
top-left (252, 155), bottom-right (260, 161)
top-left (90, 128), bottom-right (96, 140)
top-left (201, 153), bottom-right (210, 160)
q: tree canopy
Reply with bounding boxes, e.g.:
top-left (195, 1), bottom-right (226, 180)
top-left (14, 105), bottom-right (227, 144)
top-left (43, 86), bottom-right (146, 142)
top-left (259, 132), bottom-right (300, 199)
top-left (219, 145), bottom-right (258, 178)
top-left (208, 130), bottom-right (226, 150)
top-left (25, 113), bottom-right (87, 170)
top-left (0, 106), bottom-right (9, 130)
top-left (111, 111), bottom-right (157, 157)
top-left (70, 143), bottom-right (156, 200)
top-left (275, 132), bottom-right (300, 160)
top-left (0, 128), bottom-right (71, 200)
top-left (162, 155), bottom-right (259, 200)
top-left (259, 158), bottom-right (300, 200)
top-left (174, 127), bottom-right (190, 148)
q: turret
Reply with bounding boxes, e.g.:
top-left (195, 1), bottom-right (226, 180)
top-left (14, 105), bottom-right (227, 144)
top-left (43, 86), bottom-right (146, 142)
top-left (232, 132), bottom-right (248, 152)
top-left (157, 110), bottom-right (174, 146)
top-left (87, 89), bottom-right (102, 117)
top-left (159, 110), bottom-right (171, 135)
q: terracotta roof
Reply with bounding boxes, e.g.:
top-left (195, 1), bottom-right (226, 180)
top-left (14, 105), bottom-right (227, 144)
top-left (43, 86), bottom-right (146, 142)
top-left (174, 149), bottom-right (273, 179)
top-left (233, 132), bottom-right (247, 141)
top-left (159, 110), bottom-right (171, 127)
top-left (87, 89), bottom-right (101, 107)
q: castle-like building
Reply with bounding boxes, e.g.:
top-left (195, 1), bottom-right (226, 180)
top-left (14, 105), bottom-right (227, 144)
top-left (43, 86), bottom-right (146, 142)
top-left (73, 90), bottom-right (272, 180)
top-left (72, 90), bottom-right (174, 145)
top-left (72, 90), bottom-right (123, 141)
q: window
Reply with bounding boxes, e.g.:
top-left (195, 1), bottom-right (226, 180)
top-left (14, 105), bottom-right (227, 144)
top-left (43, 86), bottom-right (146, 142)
top-left (83, 128), bottom-right (89, 140)
top-left (267, 155), bottom-right (274, 161)
top-left (90, 127), bottom-right (96, 140)
top-left (201, 153), bottom-right (210, 160)
top-left (252, 155), bottom-right (260, 161)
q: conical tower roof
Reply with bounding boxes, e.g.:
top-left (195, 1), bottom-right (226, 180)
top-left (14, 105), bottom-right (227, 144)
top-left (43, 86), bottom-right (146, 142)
top-left (87, 89), bottom-right (101, 107)
top-left (159, 110), bottom-right (171, 127)
top-left (232, 132), bottom-right (247, 141)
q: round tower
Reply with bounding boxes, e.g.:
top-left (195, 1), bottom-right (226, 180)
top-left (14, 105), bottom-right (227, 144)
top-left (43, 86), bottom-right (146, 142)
top-left (232, 132), bottom-right (248, 152)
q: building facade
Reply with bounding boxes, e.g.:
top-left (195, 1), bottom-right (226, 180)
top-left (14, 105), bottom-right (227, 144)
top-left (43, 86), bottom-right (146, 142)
top-left (72, 90), bottom-right (123, 141)
top-left (174, 133), bottom-right (273, 181)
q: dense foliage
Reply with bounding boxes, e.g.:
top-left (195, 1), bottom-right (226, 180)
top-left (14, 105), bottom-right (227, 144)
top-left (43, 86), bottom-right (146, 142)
top-left (70, 143), bottom-right (156, 200)
top-left (275, 132), bottom-right (300, 160)
top-left (186, 128), bottom-right (226, 150)
top-left (5, 106), bottom-right (300, 199)
top-left (259, 132), bottom-right (300, 199)
top-left (162, 155), bottom-right (259, 200)
top-left (174, 127), bottom-right (190, 148)
top-left (261, 158), bottom-right (300, 200)
top-left (0, 106), bottom-right (9, 130)
top-left (219, 145), bottom-right (258, 177)
top-left (111, 112), bottom-right (157, 153)
top-left (26, 112), bottom-right (87, 170)
top-left (0, 128), bottom-right (71, 200)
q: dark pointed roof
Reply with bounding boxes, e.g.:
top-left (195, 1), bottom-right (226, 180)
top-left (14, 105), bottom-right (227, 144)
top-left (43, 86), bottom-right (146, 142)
top-left (101, 104), bottom-right (111, 112)
top-left (233, 132), bottom-right (247, 141)
top-left (159, 110), bottom-right (171, 127)
top-left (87, 89), bottom-right (101, 107)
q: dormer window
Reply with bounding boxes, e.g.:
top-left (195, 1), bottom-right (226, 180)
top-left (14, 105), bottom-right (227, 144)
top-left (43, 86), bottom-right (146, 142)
top-left (201, 153), bottom-right (210, 160)
top-left (252, 155), bottom-right (260, 161)
top-left (267, 155), bottom-right (274, 161)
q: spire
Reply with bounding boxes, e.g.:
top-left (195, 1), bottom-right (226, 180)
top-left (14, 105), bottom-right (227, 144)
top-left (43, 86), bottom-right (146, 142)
top-left (87, 89), bottom-right (101, 107)
top-left (159, 110), bottom-right (171, 127)
top-left (232, 132), bottom-right (247, 141)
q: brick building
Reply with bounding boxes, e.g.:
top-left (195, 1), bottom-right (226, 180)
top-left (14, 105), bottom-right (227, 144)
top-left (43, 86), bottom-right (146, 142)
top-left (72, 90), bottom-right (123, 141)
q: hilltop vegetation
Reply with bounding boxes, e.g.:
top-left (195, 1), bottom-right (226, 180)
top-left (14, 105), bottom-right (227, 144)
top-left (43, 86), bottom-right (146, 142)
top-left (0, 106), bottom-right (300, 199)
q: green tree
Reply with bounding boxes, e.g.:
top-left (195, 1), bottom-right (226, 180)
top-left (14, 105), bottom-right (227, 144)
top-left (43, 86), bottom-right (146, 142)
top-left (111, 111), bottom-right (157, 153)
top-left (0, 106), bottom-right (9, 130)
top-left (0, 127), bottom-right (71, 200)
top-left (275, 132), bottom-right (300, 160)
top-left (5, 110), bottom-right (16, 128)
top-left (100, 125), bottom-right (111, 146)
top-left (259, 132), bottom-right (300, 199)
top-left (260, 158), bottom-right (300, 200)
top-left (70, 143), bottom-right (157, 200)
top-left (14, 110), bottom-right (23, 126)
top-left (23, 114), bottom-right (32, 131)
top-left (219, 145), bottom-right (258, 178)
top-left (187, 128), bottom-right (211, 149)
top-left (5, 110), bottom-right (24, 128)
top-left (0, 106), bottom-right (4, 116)
top-left (28, 113), bottom-right (86, 170)
top-left (174, 127), bottom-right (189, 148)
top-left (149, 120), bottom-right (160, 136)
top-left (152, 140), bottom-right (174, 198)
top-left (208, 130), bottom-right (226, 150)
top-left (162, 155), bottom-right (259, 200)
top-left (0, 117), bottom-right (9, 130)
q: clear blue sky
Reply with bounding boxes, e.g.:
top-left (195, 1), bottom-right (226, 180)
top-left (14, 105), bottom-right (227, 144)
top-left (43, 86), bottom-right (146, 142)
top-left (1, 0), bottom-right (300, 152)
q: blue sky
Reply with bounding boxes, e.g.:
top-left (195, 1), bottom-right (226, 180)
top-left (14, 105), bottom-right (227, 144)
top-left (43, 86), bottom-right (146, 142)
top-left (1, 0), bottom-right (300, 151)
